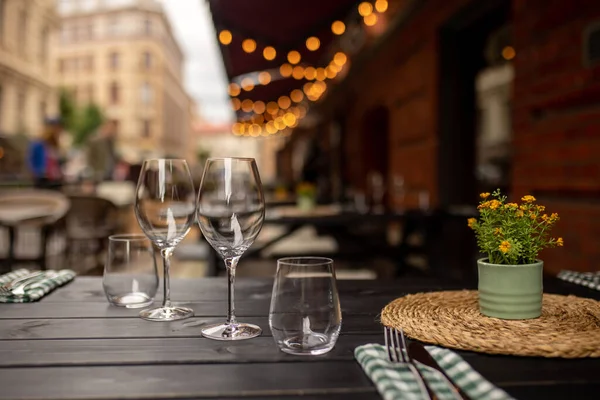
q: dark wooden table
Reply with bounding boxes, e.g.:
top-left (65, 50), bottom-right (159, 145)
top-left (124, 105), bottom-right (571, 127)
top-left (0, 276), bottom-right (598, 399)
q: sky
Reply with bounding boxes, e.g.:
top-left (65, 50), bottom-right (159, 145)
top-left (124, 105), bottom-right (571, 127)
top-left (158, 0), bottom-right (233, 123)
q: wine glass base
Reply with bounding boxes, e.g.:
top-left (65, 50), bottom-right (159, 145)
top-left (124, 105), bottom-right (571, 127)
top-left (201, 322), bottom-right (262, 341)
top-left (139, 306), bottom-right (194, 321)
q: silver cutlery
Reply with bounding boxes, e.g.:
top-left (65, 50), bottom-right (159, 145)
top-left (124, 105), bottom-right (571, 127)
top-left (408, 339), bottom-right (468, 399)
top-left (384, 326), bottom-right (433, 400)
top-left (10, 272), bottom-right (56, 297)
top-left (0, 271), bottom-right (46, 295)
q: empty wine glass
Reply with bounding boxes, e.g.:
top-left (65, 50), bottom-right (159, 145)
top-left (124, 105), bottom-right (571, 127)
top-left (196, 157), bottom-right (265, 340)
top-left (134, 159), bottom-right (196, 321)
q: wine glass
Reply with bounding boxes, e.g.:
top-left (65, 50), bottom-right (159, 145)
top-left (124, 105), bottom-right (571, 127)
top-left (134, 159), bottom-right (196, 321)
top-left (196, 157), bottom-right (265, 340)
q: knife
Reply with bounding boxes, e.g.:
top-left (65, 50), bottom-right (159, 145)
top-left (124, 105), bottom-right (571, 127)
top-left (408, 341), bottom-right (470, 400)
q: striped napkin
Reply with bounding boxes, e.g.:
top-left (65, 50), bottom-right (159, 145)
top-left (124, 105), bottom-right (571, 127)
top-left (557, 270), bottom-right (599, 291)
top-left (355, 344), bottom-right (514, 400)
top-left (0, 268), bottom-right (76, 303)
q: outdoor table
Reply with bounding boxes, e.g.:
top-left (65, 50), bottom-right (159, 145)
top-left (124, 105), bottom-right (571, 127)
top-left (0, 276), bottom-right (597, 399)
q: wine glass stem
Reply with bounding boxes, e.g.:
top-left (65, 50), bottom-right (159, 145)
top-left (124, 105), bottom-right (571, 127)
top-left (225, 256), bottom-right (240, 325)
top-left (161, 248), bottom-right (173, 308)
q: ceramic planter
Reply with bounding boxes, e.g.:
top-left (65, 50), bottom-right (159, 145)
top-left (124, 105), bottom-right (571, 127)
top-left (477, 258), bottom-right (543, 320)
top-left (297, 195), bottom-right (315, 211)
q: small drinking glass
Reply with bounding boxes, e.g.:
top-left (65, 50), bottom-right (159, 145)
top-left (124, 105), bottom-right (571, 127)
top-left (103, 234), bottom-right (159, 308)
top-left (269, 257), bottom-right (342, 355)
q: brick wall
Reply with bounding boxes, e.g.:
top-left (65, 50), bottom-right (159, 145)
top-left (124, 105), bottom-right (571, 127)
top-left (512, 0), bottom-right (600, 274)
top-left (338, 0), bottom-right (600, 274)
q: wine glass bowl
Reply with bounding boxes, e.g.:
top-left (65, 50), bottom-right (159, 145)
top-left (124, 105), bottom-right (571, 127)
top-left (196, 158), bottom-right (265, 340)
top-left (134, 159), bottom-right (196, 322)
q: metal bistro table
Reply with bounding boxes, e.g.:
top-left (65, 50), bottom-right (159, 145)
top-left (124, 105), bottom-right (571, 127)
top-left (0, 276), bottom-right (598, 399)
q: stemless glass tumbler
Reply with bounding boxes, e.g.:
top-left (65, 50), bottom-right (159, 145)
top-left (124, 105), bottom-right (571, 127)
top-left (196, 157), bottom-right (265, 340)
top-left (269, 257), bottom-right (342, 355)
top-left (134, 159), bottom-right (196, 321)
top-left (103, 234), bottom-right (159, 308)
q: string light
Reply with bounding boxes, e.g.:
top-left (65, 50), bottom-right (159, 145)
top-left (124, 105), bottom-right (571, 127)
top-left (219, 30), bottom-right (232, 45)
top-left (231, 98), bottom-right (241, 111)
top-left (263, 46), bottom-right (276, 61)
top-left (502, 46), bottom-right (516, 60)
top-left (325, 65), bottom-right (338, 79)
top-left (283, 113), bottom-right (297, 127)
top-left (292, 66), bottom-right (305, 80)
top-left (290, 89), bottom-right (304, 103)
top-left (315, 68), bottom-right (326, 81)
top-left (358, 2), bottom-right (373, 17)
top-left (278, 96), bottom-right (292, 110)
top-left (241, 77), bottom-right (254, 91)
top-left (304, 67), bottom-right (316, 80)
top-left (287, 50), bottom-right (301, 65)
top-left (331, 20), bottom-right (346, 35)
top-left (241, 99), bottom-right (253, 112)
top-left (242, 39), bottom-right (257, 53)
top-left (280, 63), bottom-right (293, 77)
top-left (267, 101), bottom-right (279, 114)
top-left (333, 52), bottom-right (347, 66)
top-left (364, 13), bottom-right (378, 26)
top-left (258, 71), bottom-right (271, 85)
top-left (306, 37), bottom-right (320, 51)
top-left (228, 83), bottom-right (241, 97)
top-left (253, 101), bottom-right (266, 114)
top-left (375, 0), bottom-right (388, 13)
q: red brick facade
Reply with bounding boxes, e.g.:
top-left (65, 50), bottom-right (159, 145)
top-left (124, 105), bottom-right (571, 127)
top-left (337, 0), bottom-right (600, 274)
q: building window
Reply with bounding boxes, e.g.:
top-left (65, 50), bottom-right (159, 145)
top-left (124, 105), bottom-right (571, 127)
top-left (109, 81), bottom-right (120, 104)
top-left (141, 119), bottom-right (151, 137)
top-left (144, 18), bottom-right (152, 35)
top-left (109, 52), bottom-right (119, 70)
top-left (18, 9), bottom-right (27, 57)
top-left (108, 16), bottom-right (119, 36)
top-left (86, 84), bottom-right (94, 103)
top-left (143, 51), bottom-right (152, 69)
top-left (140, 82), bottom-right (153, 104)
top-left (85, 55), bottom-right (94, 71)
top-left (40, 100), bottom-right (47, 122)
top-left (0, 0), bottom-right (5, 44)
top-left (40, 26), bottom-right (49, 62)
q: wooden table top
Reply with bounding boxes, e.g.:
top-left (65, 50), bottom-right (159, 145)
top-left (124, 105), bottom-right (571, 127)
top-left (0, 276), bottom-right (598, 399)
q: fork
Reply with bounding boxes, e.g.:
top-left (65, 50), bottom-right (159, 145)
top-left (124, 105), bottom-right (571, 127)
top-left (10, 272), bottom-right (56, 297)
top-left (0, 271), bottom-right (46, 295)
top-left (385, 326), bottom-right (434, 400)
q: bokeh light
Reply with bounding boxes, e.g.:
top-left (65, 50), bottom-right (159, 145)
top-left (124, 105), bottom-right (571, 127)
top-left (258, 71), bottom-right (271, 85)
top-left (280, 63), bottom-right (293, 77)
top-left (242, 39), bottom-right (257, 53)
top-left (331, 20), bottom-right (346, 35)
top-left (219, 30), bottom-right (232, 45)
top-left (253, 100), bottom-right (266, 114)
top-left (306, 37), bottom-right (320, 51)
top-left (358, 2), bottom-right (373, 17)
top-left (278, 96), bottom-right (292, 109)
top-left (375, 0), bottom-right (388, 13)
top-left (287, 50), bottom-right (301, 65)
top-left (364, 13), bottom-right (378, 26)
top-left (292, 66), bottom-right (305, 80)
top-left (241, 77), bottom-right (254, 91)
top-left (263, 46), bottom-right (276, 60)
top-left (228, 83), bottom-right (241, 97)
top-left (290, 89), bottom-right (304, 103)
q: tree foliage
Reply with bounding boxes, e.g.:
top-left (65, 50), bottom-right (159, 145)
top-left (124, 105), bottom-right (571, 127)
top-left (59, 89), bottom-right (104, 147)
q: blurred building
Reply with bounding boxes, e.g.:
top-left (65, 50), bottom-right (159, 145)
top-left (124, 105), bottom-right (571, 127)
top-left (54, 0), bottom-right (192, 161)
top-left (0, 0), bottom-right (59, 137)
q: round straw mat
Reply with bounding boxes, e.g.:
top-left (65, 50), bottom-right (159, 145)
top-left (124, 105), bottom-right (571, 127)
top-left (381, 291), bottom-right (600, 358)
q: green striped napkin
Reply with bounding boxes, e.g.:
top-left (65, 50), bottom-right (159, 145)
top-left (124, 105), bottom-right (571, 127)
top-left (355, 343), bottom-right (514, 400)
top-left (0, 268), bottom-right (76, 303)
top-left (557, 270), bottom-right (599, 291)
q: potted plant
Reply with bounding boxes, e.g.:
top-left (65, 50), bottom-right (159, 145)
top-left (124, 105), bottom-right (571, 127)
top-left (468, 190), bottom-right (563, 320)
top-left (296, 182), bottom-right (316, 211)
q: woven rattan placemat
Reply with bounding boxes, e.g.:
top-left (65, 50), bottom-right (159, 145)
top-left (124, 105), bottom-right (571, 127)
top-left (381, 291), bottom-right (600, 358)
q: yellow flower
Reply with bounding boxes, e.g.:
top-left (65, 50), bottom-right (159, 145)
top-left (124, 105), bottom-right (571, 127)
top-left (537, 205), bottom-right (545, 212)
top-left (519, 205), bottom-right (528, 211)
top-left (488, 200), bottom-right (501, 210)
top-left (541, 214), bottom-right (549, 222)
top-left (550, 212), bottom-right (559, 221)
top-left (467, 218), bottom-right (477, 229)
top-left (480, 192), bottom-right (490, 199)
top-left (477, 201), bottom-right (489, 210)
top-left (521, 195), bottom-right (536, 203)
top-left (494, 227), bottom-right (502, 235)
top-left (556, 237), bottom-right (564, 247)
top-left (516, 210), bottom-right (524, 218)
top-left (504, 203), bottom-right (518, 209)
top-left (499, 240), bottom-right (511, 253)
top-left (529, 212), bottom-right (536, 220)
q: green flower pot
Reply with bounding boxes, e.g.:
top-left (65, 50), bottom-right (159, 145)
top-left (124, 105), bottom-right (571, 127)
top-left (477, 258), bottom-right (543, 320)
top-left (297, 196), bottom-right (316, 211)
